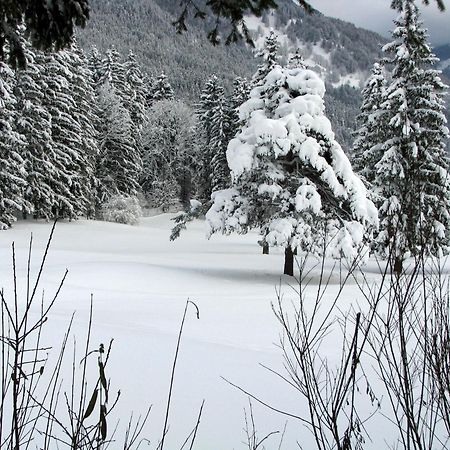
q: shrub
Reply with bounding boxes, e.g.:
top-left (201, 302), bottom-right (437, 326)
top-left (101, 195), bottom-right (142, 225)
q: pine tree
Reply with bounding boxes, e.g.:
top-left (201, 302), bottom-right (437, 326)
top-left (141, 100), bottom-right (197, 209)
top-left (352, 62), bottom-right (387, 179)
top-left (252, 30), bottom-right (281, 86)
top-left (149, 72), bottom-right (174, 104)
top-left (197, 75), bottom-right (235, 197)
top-left (206, 65), bottom-right (378, 275)
top-left (369, 0), bottom-right (450, 271)
top-left (228, 76), bottom-right (251, 137)
top-left (288, 49), bottom-right (308, 69)
top-left (88, 46), bottom-right (103, 88)
top-left (14, 42), bottom-right (57, 219)
top-left (197, 75), bottom-right (226, 200)
top-left (0, 62), bottom-right (26, 228)
top-left (66, 43), bottom-right (100, 217)
top-left (96, 83), bottom-right (142, 204)
top-left (124, 50), bottom-right (147, 130)
top-left (41, 48), bottom-right (90, 218)
top-left (210, 94), bottom-right (232, 192)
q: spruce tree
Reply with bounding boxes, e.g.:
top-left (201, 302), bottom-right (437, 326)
top-left (41, 48), bottom-right (89, 218)
top-left (206, 65), bottom-right (378, 275)
top-left (252, 30), bottom-right (281, 86)
top-left (141, 100), bottom-right (197, 209)
top-left (288, 49), bottom-right (308, 69)
top-left (210, 94), bottom-right (232, 192)
top-left (66, 43), bottom-right (100, 217)
top-left (369, 0), bottom-right (450, 271)
top-left (352, 62), bottom-right (387, 180)
top-left (228, 76), bottom-right (251, 137)
top-left (124, 50), bottom-right (147, 130)
top-left (0, 62), bottom-right (26, 228)
top-left (149, 72), bottom-right (174, 104)
top-left (88, 46), bottom-right (103, 88)
top-left (197, 75), bottom-right (227, 200)
top-left (14, 42), bottom-right (57, 219)
top-left (96, 83), bottom-right (142, 204)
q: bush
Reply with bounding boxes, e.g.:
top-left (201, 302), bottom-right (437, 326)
top-left (101, 195), bottom-right (143, 225)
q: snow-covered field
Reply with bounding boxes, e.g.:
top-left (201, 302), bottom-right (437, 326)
top-left (0, 215), bottom-right (441, 449)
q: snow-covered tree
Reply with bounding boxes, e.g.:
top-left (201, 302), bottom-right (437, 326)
top-left (66, 43), bottom-right (100, 217)
top-left (197, 75), bottom-right (233, 199)
top-left (124, 50), bottom-right (147, 130)
top-left (41, 49), bottom-right (91, 218)
top-left (352, 62), bottom-right (387, 179)
top-left (228, 76), bottom-right (251, 135)
top-left (252, 31), bottom-right (281, 86)
top-left (288, 48), bottom-right (308, 69)
top-left (368, 1), bottom-right (450, 272)
top-left (210, 94), bottom-right (232, 192)
top-left (96, 83), bottom-right (142, 204)
top-left (149, 72), bottom-right (174, 104)
top-left (14, 43), bottom-right (57, 219)
top-left (141, 99), bottom-right (197, 209)
top-left (206, 65), bottom-right (378, 275)
top-left (0, 62), bottom-right (26, 228)
top-left (88, 46), bottom-right (103, 87)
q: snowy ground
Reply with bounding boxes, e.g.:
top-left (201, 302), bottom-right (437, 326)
top-left (0, 215), bottom-right (444, 449)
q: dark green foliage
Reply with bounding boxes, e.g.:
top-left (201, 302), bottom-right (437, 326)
top-left (0, 62), bottom-right (26, 228)
top-left (141, 99), bottom-right (197, 209)
top-left (96, 83), bottom-right (141, 203)
top-left (361, 2), bottom-right (450, 264)
top-left (173, 0), bottom-right (290, 46)
top-left (252, 31), bottom-right (281, 86)
top-left (0, 0), bottom-right (90, 68)
top-left (391, 0), bottom-right (445, 11)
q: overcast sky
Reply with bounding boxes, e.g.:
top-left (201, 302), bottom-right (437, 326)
top-left (309, 0), bottom-right (450, 46)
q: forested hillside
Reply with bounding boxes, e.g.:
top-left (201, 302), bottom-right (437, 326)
top-left (77, 0), bottom-right (256, 100)
top-left (77, 0), bottom-right (391, 148)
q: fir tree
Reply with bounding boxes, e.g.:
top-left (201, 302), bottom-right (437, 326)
top-left (41, 48), bottom-right (89, 218)
top-left (197, 75), bottom-right (230, 198)
top-left (14, 42), bottom-right (57, 219)
top-left (252, 30), bottom-right (281, 86)
top-left (228, 76), bottom-right (251, 136)
top-left (288, 49), bottom-right (308, 69)
top-left (0, 62), bottom-right (26, 228)
top-left (352, 62), bottom-right (387, 180)
top-left (206, 65), bottom-right (378, 275)
top-left (96, 83), bottom-right (142, 204)
top-left (370, 0), bottom-right (450, 271)
top-left (149, 72), bottom-right (174, 104)
top-left (66, 43), bottom-right (100, 217)
top-left (210, 94), bottom-right (232, 192)
top-left (124, 50), bottom-right (147, 130)
top-left (141, 100), bottom-right (197, 209)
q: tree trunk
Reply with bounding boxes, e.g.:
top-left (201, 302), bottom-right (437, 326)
top-left (394, 255), bottom-right (403, 276)
top-left (284, 246), bottom-right (294, 276)
top-left (262, 243), bottom-right (269, 255)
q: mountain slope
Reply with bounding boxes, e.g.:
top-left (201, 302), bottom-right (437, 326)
top-left (77, 0), bottom-right (257, 100)
top-left (78, 0), bottom-right (448, 150)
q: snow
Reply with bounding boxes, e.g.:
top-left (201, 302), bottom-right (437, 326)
top-left (0, 216), bottom-right (349, 449)
top-left (226, 139), bottom-right (254, 177)
top-left (1, 216), bottom-right (449, 449)
top-left (331, 72), bottom-right (362, 89)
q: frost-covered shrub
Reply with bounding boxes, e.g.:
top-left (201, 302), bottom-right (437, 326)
top-left (101, 195), bottom-right (142, 225)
